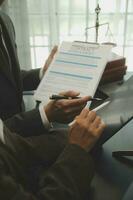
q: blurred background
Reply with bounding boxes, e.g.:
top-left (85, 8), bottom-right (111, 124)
top-left (1, 0), bottom-right (133, 72)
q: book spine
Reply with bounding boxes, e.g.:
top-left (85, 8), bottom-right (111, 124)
top-left (105, 58), bottom-right (126, 70)
top-left (100, 70), bottom-right (126, 85)
top-left (103, 66), bottom-right (127, 76)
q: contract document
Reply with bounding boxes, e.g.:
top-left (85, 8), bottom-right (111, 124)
top-left (34, 41), bottom-right (112, 105)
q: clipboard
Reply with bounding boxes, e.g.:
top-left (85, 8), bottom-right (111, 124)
top-left (34, 41), bottom-right (112, 104)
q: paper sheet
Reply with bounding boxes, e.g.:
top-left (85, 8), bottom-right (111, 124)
top-left (34, 41), bottom-right (112, 105)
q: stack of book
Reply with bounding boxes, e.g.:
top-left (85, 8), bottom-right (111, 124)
top-left (100, 52), bottom-right (127, 85)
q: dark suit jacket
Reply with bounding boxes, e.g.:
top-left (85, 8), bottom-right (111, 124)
top-left (0, 125), bottom-right (94, 200)
top-left (0, 11), bottom-right (45, 136)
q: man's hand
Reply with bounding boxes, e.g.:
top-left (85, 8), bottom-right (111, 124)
top-left (44, 90), bottom-right (91, 124)
top-left (42, 46), bottom-right (58, 75)
top-left (69, 108), bottom-right (106, 152)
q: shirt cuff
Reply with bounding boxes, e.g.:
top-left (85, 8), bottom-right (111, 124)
top-left (0, 119), bottom-right (5, 144)
top-left (39, 104), bottom-right (52, 130)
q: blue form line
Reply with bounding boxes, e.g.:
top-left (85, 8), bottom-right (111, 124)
top-left (60, 51), bottom-right (101, 59)
top-left (55, 59), bottom-right (97, 67)
top-left (49, 70), bottom-right (93, 80)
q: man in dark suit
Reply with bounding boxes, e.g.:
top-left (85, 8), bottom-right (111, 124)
top-left (0, 107), bottom-right (106, 200)
top-left (0, 0), bottom-right (89, 137)
top-left (0, 0), bottom-right (52, 120)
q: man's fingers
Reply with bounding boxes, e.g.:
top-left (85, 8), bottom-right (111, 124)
top-left (96, 121), bottom-right (106, 136)
top-left (79, 108), bottom-right (90, 118)
top-left (65, 104), bottom-right (85, 113)
top-left (92, 116), bottom-right (101, 128)
top-left (59, 90), bottom-right (80, 98)
top-left (50, 45), bottom-right (58, 58)
top-left (58, 96), bottom-right (91, 108)
top-left (87, 111), bottom-right (96, 123)
top-left (45, 46), bottom-right (58, 67)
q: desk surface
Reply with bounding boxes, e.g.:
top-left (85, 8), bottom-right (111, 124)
top-left (89, 119), bottom-right (133, 200)
top-left (89, 74), bottom-right (133, 200)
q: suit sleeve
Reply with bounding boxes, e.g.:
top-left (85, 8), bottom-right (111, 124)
top-left (0, 144), bottom-right (94, 200)
top-left (21, 69), bottom-right (41, 91)
top-left (1, 12), bottom-right (40, 91)
top-left (4, 108), bottom-right (47, 137)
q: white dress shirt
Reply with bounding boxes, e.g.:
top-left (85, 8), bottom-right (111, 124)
top-left (39, 68), bottom-right (52, 129)
top-left (39, 103), bottom-right (52, 129)
top-left (0, 119), bottom-right (5, 143)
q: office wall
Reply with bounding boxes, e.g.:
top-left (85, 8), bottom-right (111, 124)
top-left (2, 0), bottom-right (133, 71)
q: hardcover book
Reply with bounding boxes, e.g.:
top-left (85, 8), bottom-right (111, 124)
top-left (105, 52), bottom-right (126, 70)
